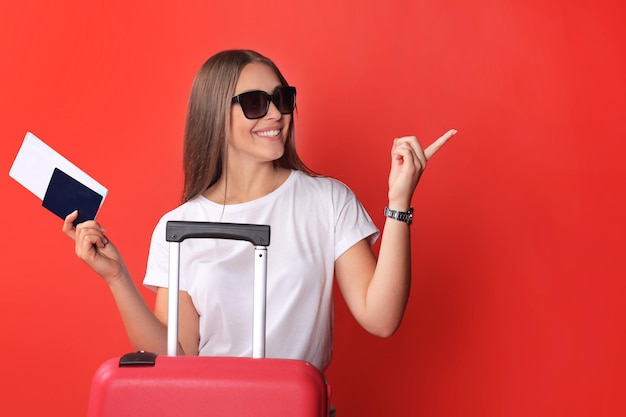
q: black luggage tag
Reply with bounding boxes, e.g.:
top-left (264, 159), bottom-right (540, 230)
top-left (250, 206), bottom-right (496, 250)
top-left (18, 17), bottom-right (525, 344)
top-left (42, 168), bottom-right (103, 227)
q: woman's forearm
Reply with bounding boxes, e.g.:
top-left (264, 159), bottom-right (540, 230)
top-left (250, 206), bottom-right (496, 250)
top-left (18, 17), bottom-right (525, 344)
top-left (365, 216), bottom-right (412, 337)
top-left (107, 273), bottom-right (170, 354)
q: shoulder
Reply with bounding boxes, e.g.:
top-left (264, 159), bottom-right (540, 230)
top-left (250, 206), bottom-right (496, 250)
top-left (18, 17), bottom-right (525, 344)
top-left (285, 171), bottom-right (363, 217)
top-left (150, 197), bottom-right (215, 237)
top-left (291, 170), bottom-right (355, 195)
top-left (159, 196), bottom-right (215, 220)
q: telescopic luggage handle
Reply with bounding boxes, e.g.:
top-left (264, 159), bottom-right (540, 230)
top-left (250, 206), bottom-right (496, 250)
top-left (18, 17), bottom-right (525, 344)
top-left (165, 221), bottom-right (271, 358)
top-left (166, 221), bottom-right (270, 246)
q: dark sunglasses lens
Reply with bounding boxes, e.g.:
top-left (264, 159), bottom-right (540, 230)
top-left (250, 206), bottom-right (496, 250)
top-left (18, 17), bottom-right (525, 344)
top-left (239, 92), bottom-right (269, 119)
top-left (236, 87), bottom-right (296, 119)
top-left (274, 87), bottom-right (296, 114)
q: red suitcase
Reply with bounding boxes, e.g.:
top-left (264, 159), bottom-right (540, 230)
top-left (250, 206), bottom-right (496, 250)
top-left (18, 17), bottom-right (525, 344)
top-left (87, 221), bottom-right (330, 417)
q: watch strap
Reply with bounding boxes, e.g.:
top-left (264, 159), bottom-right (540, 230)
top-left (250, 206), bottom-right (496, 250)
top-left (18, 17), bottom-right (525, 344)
top-left (384, 206), bottom-right (413, 225)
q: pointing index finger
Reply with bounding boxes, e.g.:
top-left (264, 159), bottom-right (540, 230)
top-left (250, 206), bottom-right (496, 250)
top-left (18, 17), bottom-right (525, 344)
top-left (424, 129), bottom-right (458, 160)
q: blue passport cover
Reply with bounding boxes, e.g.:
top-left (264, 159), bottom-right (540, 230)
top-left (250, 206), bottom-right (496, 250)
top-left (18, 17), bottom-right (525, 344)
top-left (42, 168), bottom-right (103, 226)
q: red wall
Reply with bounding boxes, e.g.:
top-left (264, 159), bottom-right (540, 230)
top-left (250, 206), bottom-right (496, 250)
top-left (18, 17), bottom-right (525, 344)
top-left (1, 1), bottom-right (625, 416)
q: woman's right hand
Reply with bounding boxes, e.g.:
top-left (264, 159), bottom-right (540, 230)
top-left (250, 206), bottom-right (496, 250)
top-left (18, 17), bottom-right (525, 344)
top-left (63, 210), bottom-right (128, 285)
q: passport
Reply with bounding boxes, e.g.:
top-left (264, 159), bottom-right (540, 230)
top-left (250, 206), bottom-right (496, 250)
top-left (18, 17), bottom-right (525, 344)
top-left (42, 168), bottom-right (103, 226)
top-left (9, 132), bottom-right (108, 226)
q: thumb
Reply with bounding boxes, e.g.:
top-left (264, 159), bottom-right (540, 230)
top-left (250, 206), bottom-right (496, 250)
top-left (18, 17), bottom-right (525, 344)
top-left (62, 210), bottom-right (79, 240)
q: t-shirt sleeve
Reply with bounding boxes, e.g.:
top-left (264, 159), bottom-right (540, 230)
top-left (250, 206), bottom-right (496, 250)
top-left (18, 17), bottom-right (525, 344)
top-left (332, 181), bottom-right (380, 260)
top-left (143, 216), bottom-right (172, 291)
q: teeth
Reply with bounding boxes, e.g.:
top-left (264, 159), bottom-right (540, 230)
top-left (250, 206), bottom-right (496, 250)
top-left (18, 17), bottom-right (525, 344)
top-left (257, 129), bottom-right (280, 137)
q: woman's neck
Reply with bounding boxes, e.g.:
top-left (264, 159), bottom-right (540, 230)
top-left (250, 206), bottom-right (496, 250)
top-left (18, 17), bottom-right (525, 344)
top-left (204, 164), bottom-right (284, 204)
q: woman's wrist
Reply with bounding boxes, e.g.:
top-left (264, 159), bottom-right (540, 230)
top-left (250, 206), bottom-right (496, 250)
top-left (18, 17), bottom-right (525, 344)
top-left (384, 206), bottom-right (413, 225)
top-left (105, 267), bottom-right (132, 289)
top-left (386, 198), bottom-right (411, 212)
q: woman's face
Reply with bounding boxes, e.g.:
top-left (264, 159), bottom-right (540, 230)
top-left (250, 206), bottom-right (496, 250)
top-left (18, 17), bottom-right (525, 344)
top-left (227, 62), bottom-right (292, 167)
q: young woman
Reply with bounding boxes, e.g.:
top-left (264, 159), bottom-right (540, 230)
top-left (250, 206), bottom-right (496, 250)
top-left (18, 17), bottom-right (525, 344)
top-left (63, 50), bottom-right (456, 373)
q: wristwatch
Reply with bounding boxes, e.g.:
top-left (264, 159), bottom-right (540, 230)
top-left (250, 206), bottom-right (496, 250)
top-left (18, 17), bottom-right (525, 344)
top-left (384, 206), bottom-right (413, 225)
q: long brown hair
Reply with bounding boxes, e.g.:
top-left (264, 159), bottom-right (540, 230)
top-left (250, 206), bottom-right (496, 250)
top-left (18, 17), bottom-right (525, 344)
top-left (182, 49), bottom-right (314, 203)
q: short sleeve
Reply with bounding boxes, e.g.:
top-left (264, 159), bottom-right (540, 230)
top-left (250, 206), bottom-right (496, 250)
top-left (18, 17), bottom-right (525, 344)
top-left (143, 216), bottom-right (173, 291)
top-left (331, 181), bottom-right (379, 260)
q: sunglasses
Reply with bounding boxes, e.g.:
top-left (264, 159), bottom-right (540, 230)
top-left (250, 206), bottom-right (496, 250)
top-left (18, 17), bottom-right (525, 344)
top-left (231, 86), bottom-right (297, 119)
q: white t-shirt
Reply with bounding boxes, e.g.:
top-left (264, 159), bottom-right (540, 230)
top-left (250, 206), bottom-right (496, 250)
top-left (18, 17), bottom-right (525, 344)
top-left (143, 170), bottom-right (379, 371)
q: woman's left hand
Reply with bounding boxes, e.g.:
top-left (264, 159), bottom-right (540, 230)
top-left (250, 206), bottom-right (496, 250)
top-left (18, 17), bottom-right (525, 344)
top-left (387, 129), bottom-right (457, 208)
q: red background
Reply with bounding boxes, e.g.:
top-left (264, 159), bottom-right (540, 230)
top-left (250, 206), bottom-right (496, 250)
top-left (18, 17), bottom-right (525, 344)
top-left (1, 1), bottom-right (625, 416)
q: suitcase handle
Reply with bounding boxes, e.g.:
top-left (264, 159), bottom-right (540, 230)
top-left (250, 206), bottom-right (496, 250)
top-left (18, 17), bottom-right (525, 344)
top-left (165, 221), bottom-right (270, 358)
top-left (166, 221), bottom-right (270, 246)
